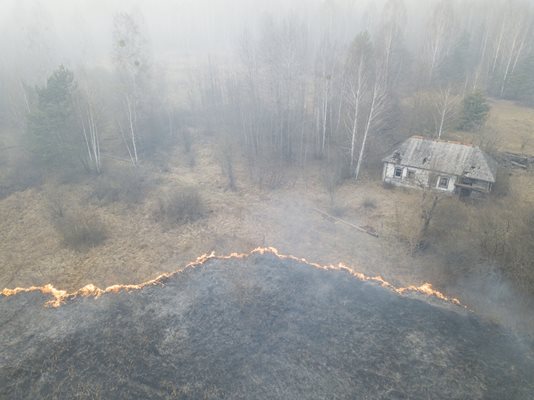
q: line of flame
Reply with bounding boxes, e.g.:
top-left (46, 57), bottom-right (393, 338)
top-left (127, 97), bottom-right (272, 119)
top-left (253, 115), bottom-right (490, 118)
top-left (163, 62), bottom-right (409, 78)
top-left (1, 247), bottom-right (462, 308)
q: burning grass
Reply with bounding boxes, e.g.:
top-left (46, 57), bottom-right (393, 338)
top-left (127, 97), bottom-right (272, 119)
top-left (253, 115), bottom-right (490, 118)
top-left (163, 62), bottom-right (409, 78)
top-left (1, 247), bottom-right (462, 308)
top-left (1, 250), bottom-right (533, 399)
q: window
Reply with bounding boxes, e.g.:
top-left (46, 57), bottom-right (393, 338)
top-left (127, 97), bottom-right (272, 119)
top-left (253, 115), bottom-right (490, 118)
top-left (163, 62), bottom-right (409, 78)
top-left (394, 167), bottom-right (403, 178)
top-left (438, 177), bottom-right (449, 189)
top-left (407, 170), bottom-right (415, 180)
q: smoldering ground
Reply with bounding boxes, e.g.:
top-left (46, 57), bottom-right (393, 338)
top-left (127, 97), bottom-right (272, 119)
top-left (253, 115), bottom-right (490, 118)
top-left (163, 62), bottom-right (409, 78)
top-left (1, 252), bottom-right (533, 399)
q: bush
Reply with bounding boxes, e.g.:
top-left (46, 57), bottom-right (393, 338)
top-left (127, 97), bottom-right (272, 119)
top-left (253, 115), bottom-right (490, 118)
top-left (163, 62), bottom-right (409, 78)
top-left (51, 209), bottom-right (107, 251)
top-left (329, 205), bottom-right (346, 218)
top-left (256, 167), bottom-right (287, 190)
top-left (154, 187), bottom-right (206, 226)
top-left (362, 198), bottom-right (377, 209)
top-left (0, 156), bottom-right (43, 200)
top-left (90, 167), bottom-right (151, 205)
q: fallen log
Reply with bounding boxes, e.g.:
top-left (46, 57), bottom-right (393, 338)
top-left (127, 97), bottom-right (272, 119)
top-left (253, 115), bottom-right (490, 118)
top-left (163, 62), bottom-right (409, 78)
top-left (510, 160), bottom-right (528, 169)
top-left (312, 207), bottom-right (379, 238)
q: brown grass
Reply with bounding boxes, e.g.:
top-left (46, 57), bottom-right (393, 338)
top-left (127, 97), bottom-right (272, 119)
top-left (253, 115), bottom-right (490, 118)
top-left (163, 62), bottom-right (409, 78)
top-left (153, 186), bottom-right (206, 227)
top-left (0, 141), bottom-right (424, 294)
top-left (447, 98), bottom-right (534, 154)
top-left (2, 108), bottom-right (534, 332)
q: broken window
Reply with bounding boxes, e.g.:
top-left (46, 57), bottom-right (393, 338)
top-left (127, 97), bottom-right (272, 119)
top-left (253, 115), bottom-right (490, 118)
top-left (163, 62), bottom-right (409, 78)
top-left (438, 177), bottom-right (449, 189)
top-left (394, 167), bottom-right (403, 178)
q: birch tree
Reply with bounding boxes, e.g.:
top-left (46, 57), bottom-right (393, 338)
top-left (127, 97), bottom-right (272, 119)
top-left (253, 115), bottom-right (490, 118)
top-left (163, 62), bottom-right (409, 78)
top-left (432, 85), bottom-right (460, 139)
top-left (498, 8), bottom-right (531, 96)
top-left (376, 0), bottom-right (407, 88)
top-left (354, 75), bottom-right (388, 181)
top-left (112, 11), bottom-right (150, 165)
top-left (77, 90), bottom-right (102, 174)
top-left (423, 0), bottom-right (456, 84)
top-left (313, 33), bottom-right (341, 159)
top-left (344, 33), bottom-right (373, 173)
top-left (484, 1), bottom-right (533, 97)
top-left (258, 15), bottom-right (308, 162)
top-left (343, 32), bottom-right (391, 181)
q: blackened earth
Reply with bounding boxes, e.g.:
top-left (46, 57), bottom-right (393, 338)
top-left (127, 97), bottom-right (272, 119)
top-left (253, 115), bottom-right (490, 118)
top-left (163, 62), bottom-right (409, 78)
top-left (1, 253), bottom-right (533, 399)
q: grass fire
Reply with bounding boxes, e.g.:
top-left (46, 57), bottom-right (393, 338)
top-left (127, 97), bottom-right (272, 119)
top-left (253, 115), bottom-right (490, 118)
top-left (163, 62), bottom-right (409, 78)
top-left (1, 247), bottom-right (462, 308)
top-left (1, 249), bottom-right (533, 399)
top-left (2, 0), bottom-right (534, 398)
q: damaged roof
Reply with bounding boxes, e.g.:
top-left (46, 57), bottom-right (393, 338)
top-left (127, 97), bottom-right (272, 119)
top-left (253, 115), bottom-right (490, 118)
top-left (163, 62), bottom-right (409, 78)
top-left (383, 136), bottom-right (497, 182)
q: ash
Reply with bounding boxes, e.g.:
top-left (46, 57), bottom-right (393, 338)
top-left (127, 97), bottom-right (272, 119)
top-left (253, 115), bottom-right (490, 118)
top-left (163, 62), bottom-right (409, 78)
top-left (1, 253), bottom-right (533, 399)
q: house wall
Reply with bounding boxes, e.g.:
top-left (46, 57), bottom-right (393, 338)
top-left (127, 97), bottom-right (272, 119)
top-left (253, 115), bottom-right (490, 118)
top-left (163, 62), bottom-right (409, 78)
top-left (464, 179), bottom-right (492, 193)
top-left (383, 163), bottom-right (456, 192)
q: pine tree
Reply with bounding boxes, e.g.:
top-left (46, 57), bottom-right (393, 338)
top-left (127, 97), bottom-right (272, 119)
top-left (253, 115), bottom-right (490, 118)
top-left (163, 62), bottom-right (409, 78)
top-left (27, 65), bottom-right (81, 169)
top-left (457, 91), bottom-right (490, 131)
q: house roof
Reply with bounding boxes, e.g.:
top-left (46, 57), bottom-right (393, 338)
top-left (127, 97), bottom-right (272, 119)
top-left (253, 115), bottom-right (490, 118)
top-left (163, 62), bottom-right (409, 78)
top-left (382, 136), bottom-right (497, 183)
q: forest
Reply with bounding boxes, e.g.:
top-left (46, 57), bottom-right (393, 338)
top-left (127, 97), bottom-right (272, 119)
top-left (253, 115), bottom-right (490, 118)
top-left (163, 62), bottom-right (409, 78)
top-left (1, 0), bottom-right (534, 334)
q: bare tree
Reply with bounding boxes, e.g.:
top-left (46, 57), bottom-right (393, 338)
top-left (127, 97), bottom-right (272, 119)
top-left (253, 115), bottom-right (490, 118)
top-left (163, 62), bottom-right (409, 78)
top-left (344, 33), bottom-right (373, 174)
top-left (432, 85), bottom-right (460, 139)
top-left (376, 0), bottom-right (407, 88)
top-left (343, 31), bottom-right (392, 181)
top-left (313, 33), bottom-right (341, 159)
top-left (112, 11), bottom-right (150, 165)
top-left (79, 100), bottom-right (101, 174)
top-left (354, 76), bottom-right (388, 181)
top-left (498, 6), bottom-right (531, 96)
top-left (481, 1), bottom-right (533, 97)
top-left (423, 0), bottom-right (456, 84)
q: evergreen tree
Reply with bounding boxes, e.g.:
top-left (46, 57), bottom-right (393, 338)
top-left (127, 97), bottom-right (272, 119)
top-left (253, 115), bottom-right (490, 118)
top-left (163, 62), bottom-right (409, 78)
top-left (27, 65), bottom-right (81, 169)
top-left (457, 91), bottom-right (490, 131)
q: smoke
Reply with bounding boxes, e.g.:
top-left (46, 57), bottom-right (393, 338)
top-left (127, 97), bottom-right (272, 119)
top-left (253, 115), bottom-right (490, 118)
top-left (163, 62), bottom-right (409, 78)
top-left (453, 263), bottom-right (534, 338)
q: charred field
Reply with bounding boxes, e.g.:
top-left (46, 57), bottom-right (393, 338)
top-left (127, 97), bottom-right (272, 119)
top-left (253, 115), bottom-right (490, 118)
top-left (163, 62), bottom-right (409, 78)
top-left (1, 250), bottom-right (533, 400)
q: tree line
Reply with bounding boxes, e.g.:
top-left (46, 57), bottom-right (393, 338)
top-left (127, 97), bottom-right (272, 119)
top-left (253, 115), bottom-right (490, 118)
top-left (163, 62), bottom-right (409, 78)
top-left (0, 0), bottom-right (531, 181)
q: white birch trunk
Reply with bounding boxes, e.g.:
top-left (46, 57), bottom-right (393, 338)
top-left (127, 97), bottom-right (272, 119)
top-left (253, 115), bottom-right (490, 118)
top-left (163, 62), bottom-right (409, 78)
top-left (349, 60), bottom-right (364, 169)
top-left (125, 94), bottom-right (138, 165)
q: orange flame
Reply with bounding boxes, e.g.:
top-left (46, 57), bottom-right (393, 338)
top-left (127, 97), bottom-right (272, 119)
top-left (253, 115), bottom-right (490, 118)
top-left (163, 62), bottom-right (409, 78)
top-left (1, 247), bottom-right (462, 308)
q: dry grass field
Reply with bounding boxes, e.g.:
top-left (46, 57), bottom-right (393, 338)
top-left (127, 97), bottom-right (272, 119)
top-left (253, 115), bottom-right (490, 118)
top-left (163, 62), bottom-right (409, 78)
top-left (1, 97), bottom-right (534, 333)
top-left (0, 138), bottom-right (426, 293)
top-left (448, 98), bottom-right (534, 154)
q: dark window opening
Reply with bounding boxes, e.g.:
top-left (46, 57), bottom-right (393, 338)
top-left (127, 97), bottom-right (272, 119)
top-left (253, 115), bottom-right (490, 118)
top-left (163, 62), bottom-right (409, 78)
top-left (438, 177), bottom-right (449, 188)
top-left (394, 167), bottom-right (403, 178)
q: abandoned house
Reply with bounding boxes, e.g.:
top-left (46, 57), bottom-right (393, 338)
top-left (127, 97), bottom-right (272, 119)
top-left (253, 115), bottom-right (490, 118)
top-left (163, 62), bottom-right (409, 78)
top-left (382, 136), bottom-right (497, 196)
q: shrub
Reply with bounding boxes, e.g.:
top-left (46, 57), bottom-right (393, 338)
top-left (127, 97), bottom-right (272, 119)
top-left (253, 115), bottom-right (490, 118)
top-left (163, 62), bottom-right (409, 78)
top-left (329, 205), bottom-right (346, 218)
top-left (362, 198), bottom-right (377, 209)
top-left (154, 187), bottom-right (206, 226)
top-left (90, 167), bottom-right (151, 204)
top-left (255, 167), bottom-right (287, 190)
top-left (0, 157), bottom-right (43, 200)
top-left (52, 210), bottom-right (107, 251)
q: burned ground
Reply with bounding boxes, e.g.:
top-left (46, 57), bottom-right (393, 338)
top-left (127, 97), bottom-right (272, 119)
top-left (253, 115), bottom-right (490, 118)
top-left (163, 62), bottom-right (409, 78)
top-left (1, 252), bottom-right (533, 399)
